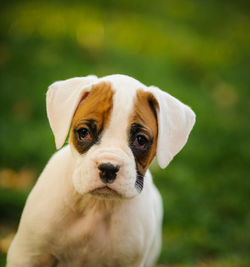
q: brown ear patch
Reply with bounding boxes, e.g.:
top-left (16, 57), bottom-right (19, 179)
top-left (70, 82), bottom-right (114, 154)
top-left (128, 89), bottom-right (159, 179)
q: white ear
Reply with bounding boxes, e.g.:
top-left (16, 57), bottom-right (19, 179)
top-left (149, 86), bottom-right (196, 168)
top-left (46, 75), bottom-right (98, 149)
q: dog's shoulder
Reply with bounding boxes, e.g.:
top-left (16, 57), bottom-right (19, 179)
top-left (35, 145), bottom-right (74, 183)
top-left (46, 144), bottom-right (73, 170)
top-left (21, 145), bottom-right (74, 218)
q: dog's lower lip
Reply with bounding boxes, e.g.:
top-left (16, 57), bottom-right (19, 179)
top-left (90, 186), bottom-right (121, 198)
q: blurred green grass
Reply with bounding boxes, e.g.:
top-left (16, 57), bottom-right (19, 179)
top-left (0, 0), bottom-right (250, 266)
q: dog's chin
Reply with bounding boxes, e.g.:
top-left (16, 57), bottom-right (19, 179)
top-left (90, 186), bottom-right (122, 200)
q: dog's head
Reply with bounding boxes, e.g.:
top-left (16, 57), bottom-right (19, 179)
top-left (46, 74), bottom-right (195, 199)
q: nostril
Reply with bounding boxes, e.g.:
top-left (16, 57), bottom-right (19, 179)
top-left (98, 163), bottom-right (120, 184)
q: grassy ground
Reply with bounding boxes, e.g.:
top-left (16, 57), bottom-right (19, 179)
top-left (0, 0), bottom-right (250, 266)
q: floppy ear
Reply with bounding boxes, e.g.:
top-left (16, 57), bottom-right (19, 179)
top-left (149, 86), bottom-right (196, 168)
top-left (46, 75), bottom-right (98, 149)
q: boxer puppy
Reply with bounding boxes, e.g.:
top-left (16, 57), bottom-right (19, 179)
top-left (7, 74), bottom-right (195, 267)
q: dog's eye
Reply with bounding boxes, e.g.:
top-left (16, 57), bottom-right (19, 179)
top-left (133, 135), bottom-right (148, 150)
top-left (77, 128), bottom-right (91, 141)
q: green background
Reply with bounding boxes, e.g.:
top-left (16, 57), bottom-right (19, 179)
top-left (0, 0), bottom-right (250, 266)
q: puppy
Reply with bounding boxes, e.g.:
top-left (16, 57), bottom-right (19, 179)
top-left (7, 74), bottom-right (195, 267)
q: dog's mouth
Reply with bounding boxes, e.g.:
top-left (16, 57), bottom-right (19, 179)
top-left (90, 186), bottom-right (122, 199)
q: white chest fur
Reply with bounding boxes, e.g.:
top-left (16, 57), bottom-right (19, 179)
top-left (52, 198), bottom-right (149, 266)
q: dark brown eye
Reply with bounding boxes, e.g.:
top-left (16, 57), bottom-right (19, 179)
top-left (133, 135), bottom-right (148, 150)
top-left (77, 128), bottom-right (91, 141)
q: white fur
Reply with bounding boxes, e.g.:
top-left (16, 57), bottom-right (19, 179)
top-left (7, 74), bottom-right (195, 267)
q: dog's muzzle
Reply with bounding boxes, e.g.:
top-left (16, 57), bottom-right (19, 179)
top-left (98, 163), bottom-right (120, 184)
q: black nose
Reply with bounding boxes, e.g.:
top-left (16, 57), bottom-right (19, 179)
top-left (98, 163), bottom-right (120, 184)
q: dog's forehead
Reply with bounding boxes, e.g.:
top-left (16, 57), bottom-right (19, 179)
top-left (72, 75), bottom-right (146, 129)
top-left (90, 75), bottom-right (148, 123)
top-left (109, 76), bottom-right (148, 125)
top-left (98, 75), bottom-right (149, 116)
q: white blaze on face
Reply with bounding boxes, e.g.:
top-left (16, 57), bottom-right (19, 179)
top-left (94, 80), bottom-right (139, 198)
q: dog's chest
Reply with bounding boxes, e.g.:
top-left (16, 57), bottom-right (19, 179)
top-left (53, 205), bottom-right (144, 267)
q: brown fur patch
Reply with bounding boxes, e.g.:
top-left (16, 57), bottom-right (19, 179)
top-left (70, 82), bottom-right (114, 154)
top-left (128, 89), bottom-right (159, 176)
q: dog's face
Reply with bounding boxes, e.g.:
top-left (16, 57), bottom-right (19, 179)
top-left (69, 81), bottom-right (158, 198)
top-left (46, 75), bottom-right (195, 199)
